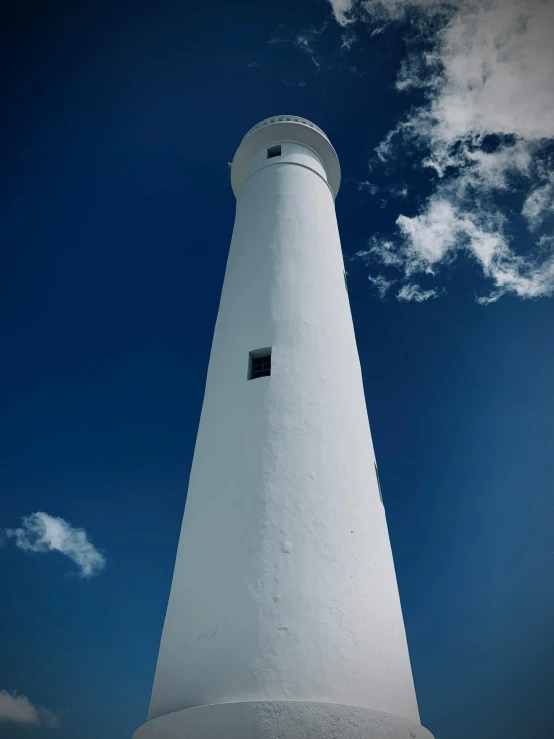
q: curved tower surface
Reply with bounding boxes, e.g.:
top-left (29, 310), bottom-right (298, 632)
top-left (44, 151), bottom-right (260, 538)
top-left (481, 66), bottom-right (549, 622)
top-left (133, 116), bottom-right (434, 739)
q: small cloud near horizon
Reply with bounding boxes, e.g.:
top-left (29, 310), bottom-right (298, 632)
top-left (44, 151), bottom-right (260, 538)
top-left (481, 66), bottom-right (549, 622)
top-left (0, 690), bottom-right (60, 728)
top-left (5, 512), bottom-right (106, 578)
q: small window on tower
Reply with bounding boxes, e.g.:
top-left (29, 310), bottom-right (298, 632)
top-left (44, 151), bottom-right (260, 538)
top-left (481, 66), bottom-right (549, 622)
top-left (249, 348), bottom-right (272, 380)
top-left (267, 145), bottom-right (282, 159)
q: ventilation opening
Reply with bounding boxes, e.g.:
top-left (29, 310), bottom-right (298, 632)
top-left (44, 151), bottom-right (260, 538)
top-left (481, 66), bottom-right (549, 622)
top-left (374, 462), bottom-right (383, 504)
top-left (267, 145), bottom-right (282, 159)
top-left (249, 348), bottom-right (272, 380)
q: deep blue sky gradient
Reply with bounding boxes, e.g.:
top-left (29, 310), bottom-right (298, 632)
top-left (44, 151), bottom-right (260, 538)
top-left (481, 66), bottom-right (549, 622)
top-left (1, 2), bottom-right (554, 738)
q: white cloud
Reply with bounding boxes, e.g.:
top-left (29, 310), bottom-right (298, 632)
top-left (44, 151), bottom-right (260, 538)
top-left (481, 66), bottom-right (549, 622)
top-left (336, 0), bottom-right (554, 302)
top-left (368, 273), bottom-right (396, 297)
top-left (351, 178), bottom-right (408, 199)
top-left (395, 198), bottom-right (461, 273)
top-left (522, 172), bottom-right (554, 229)
top-left (294, 25), bottom-right (328, 68)
top-left (327, 0), bottom-right (357, 26)
top-left (283, 79), bottom-right (306, 87)
top-left (5, 512), bottom-right (105, 578)
top-left (424, 0), bottom-right (554, 144)
top-left (0, 690), bottom-right (60, 728)
top-left (397, 283), bottom-right (440, 302)
top-left (341, 28), bottom-right (357, 49)
top-left (269, 23), bottom-right (327, 69)
top-left (332, 0), bottom-right (443, 25)
top-left (392, 195), bottom-right (554, 303)
top-left (354, 179), bottom-right (379, 195)
top-left (357, 192), bottom-right (554, 303)
top-left (356, 240), bottom-right (403, 269)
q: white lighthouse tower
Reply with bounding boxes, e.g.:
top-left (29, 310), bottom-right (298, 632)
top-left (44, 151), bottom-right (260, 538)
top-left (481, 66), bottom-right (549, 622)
top-left (133, 116), bottom-right (434, 739)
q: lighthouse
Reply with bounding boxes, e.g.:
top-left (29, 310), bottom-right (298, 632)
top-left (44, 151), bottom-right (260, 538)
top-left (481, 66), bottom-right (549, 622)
top-left (133, 116), bottom-right (434, 739)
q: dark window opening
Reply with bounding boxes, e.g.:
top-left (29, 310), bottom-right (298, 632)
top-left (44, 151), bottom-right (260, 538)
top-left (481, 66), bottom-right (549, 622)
top-left (267, 145), bottom-right (282, 159)
top-left (249, 349), bottom-right (272, 380)
top-left (374, 462), bottom-right (383, 504)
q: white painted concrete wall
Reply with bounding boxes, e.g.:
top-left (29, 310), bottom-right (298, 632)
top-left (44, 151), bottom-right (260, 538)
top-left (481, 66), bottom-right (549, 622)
top-left (135, 702), bottom-right (435, 739)
top-left (146, 125), bottom-right (421, 727)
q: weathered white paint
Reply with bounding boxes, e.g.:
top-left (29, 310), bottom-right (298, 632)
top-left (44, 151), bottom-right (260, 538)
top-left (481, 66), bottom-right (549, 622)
top-left (133, 117), bottom-right (434, 739)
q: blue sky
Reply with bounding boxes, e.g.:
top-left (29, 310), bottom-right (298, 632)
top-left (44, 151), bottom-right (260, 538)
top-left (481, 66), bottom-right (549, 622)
top-left (1, 0), bottom-right (554, 737)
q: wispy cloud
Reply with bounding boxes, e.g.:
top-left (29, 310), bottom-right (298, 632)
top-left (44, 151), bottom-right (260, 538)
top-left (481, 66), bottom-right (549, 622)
top-left (329, 0), bottom-right (450, 27)
top-left (522, 171), bottom-right (554, 230)
top-left (295, 26), bottom-right (326, 68)
top-left (355, 179), bottom-right (379, 195)
top-left (367, 273), bottom-right (396, 298)
top-left (283, 79), bottom-right (306, 88)
top-left (5, 512), bottom-right (106, 578)
top-left (334, 0), bottom-right (554, 303)
top-left (350, 177), bottom-right (408, 200)
top-left (355, 248), bottom-right (439, 302)
top-left (397, 283), bottom-right (440, 302)
top-left (0, 690), bottom-right (60, 728)
top-left (341, 28), bottom-right (357, 49)
top-left (269, 23), bottom-right (327, 69)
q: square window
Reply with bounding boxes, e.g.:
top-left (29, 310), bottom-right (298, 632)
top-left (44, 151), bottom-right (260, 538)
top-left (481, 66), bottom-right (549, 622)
top-left (249, 348), bottom-right (272, 380)
top-left (267, 145), bottom-right (282, 159)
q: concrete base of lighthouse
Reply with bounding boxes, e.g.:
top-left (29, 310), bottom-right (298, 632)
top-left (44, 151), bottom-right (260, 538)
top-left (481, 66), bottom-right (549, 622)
top-left (133, 701), bottom-right (435, 739)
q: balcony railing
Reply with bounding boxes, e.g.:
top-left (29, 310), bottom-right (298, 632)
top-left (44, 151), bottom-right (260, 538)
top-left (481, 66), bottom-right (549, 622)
top-left (243, 116), bottom-right (329, 142)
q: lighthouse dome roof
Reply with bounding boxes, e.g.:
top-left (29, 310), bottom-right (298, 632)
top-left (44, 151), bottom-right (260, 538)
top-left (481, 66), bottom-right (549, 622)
top-left (230, 115), bottom-right (341, 199)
